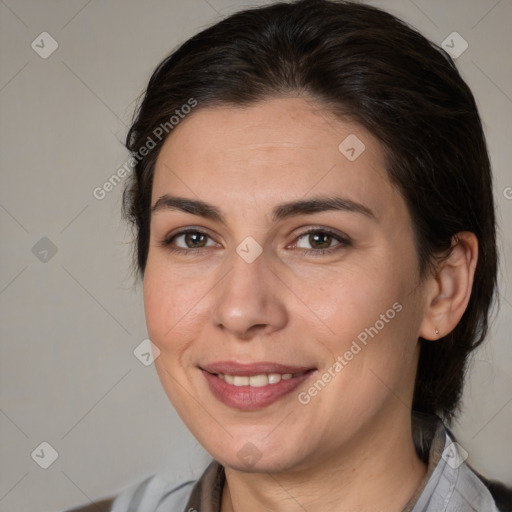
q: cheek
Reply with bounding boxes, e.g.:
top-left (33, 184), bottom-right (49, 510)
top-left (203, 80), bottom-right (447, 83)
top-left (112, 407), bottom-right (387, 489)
top-left (290, 255), bottom-right (420, 386)
top-left (310, 301), bottom-right (419, 434)
top-left (325, 291), bottom-right (420, 415)
top-left (288, 258), bottom-right (407, 342)
top-left (143, 258), bottom-right (207, 357)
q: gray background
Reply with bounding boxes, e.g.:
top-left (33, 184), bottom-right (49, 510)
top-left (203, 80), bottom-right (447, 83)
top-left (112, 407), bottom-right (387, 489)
top-left (0, 0), bottom-right (511, 511)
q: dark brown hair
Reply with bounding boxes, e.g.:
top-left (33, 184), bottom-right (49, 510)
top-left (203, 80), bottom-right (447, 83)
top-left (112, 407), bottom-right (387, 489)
top-left (122, 0), bottom-right (498, 421)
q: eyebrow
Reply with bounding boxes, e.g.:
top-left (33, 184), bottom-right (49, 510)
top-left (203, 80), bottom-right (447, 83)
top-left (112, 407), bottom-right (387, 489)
top-left (150, 194), bottom-right (376, 223)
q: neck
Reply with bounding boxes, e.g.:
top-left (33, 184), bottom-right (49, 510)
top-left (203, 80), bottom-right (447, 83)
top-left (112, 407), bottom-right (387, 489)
top-left (221, 408), bottom-right (427, 512)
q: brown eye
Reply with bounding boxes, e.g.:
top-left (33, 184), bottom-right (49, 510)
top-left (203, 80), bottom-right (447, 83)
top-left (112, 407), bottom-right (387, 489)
top-left (296, 231), bottom-right (341, 251)
top-left (309, 233), bottom-right (333, 249)
top-left (183, 232), bottom-right (208, 248)
top-left (162, 230), bottom-right (217, 251)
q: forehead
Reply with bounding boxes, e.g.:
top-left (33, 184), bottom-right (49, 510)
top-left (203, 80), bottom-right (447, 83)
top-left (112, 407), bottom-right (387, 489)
top-left (152, 96), bottom-right (401, 222)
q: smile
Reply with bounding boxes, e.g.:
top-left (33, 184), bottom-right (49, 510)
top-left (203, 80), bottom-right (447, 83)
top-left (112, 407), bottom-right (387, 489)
top-left (201, 362), bottom-right (316, 410)
top-left (217, 372), bottom-right (304, 387)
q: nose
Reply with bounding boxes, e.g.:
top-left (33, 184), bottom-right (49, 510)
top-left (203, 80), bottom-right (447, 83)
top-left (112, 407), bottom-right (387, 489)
top-left (212, 249), bottom-right (288, 340)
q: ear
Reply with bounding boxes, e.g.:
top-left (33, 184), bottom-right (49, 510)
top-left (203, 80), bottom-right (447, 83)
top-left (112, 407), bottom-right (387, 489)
top-left (419, 232), bottom-right (479, 340)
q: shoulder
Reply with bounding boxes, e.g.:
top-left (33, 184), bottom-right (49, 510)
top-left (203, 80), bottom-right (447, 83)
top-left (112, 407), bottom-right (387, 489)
top-left (435, 432), bottom-right (511, 512)
top-left (412, 413), bottom-right (511, 512)
top-left (63, 497), bottom-right (116, 512)
top-left (468, 467), bottom-right (512, 512)
top-left (111, 470), bottom-right (195, 512)
top-left (61, 469), bottom-right (196, 512)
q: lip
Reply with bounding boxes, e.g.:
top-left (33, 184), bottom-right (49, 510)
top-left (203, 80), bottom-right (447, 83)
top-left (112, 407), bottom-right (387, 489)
top-left (201, 361), bottom-right (316, 410)
top-left (201, 361), bottom-right (314, 376)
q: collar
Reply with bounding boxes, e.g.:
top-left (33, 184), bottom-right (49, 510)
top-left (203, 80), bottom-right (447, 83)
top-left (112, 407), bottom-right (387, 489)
top-left (182, 412), bottom-right (490, 512)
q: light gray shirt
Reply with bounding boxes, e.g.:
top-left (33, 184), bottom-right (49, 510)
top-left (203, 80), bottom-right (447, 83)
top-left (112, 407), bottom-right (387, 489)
top-left (105, 413), bottom-right (499, 512)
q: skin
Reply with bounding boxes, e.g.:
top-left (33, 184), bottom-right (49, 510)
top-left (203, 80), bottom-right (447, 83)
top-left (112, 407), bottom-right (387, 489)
top-left (143, 96), bottom-right (478, 512)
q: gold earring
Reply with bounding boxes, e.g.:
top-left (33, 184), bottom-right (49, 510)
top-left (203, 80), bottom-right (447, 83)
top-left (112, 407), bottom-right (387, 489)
top-left (435, 328), bottom-right (440, 335)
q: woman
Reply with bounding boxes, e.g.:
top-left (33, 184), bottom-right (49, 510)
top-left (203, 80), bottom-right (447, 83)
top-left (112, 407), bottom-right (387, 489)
top-left (67, 0), bottom-right (510, 510)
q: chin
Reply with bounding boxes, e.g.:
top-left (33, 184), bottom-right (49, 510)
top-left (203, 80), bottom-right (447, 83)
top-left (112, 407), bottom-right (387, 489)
top-left (207, 435), bottom-right (310, 475)
top-left (220, 452), bottom-right (301, 474)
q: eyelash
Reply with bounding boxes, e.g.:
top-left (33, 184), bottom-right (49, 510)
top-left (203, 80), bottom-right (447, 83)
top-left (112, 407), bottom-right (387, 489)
top-left (159, 227), bottom-right (352, 257)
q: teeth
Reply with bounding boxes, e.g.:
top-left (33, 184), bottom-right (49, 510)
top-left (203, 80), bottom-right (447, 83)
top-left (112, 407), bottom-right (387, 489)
top-left (268, 373), bottom-right (281, 384)
top-left (249, 374), bottom-right (268, 387)
top-left (218, 372), bottom-right (301, 387)
top-left (233, 376), bottom-right (249, 386)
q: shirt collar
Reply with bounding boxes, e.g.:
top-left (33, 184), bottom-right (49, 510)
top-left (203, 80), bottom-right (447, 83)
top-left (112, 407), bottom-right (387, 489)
top-left (184, 412), bottom-right (449, 512)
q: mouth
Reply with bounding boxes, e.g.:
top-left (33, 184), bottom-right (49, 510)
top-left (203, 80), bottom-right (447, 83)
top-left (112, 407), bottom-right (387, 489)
top-left (200, 361), bottom-right (316, 410)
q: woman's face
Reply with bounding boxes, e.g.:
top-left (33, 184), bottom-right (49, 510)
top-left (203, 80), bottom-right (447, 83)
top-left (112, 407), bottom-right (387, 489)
top-left (144, 97), bottom-right (431, 473)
